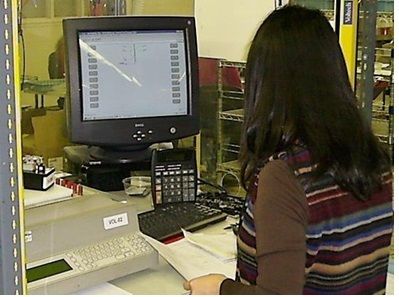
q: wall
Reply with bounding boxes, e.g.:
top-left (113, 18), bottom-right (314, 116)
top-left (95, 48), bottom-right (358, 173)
top-left (195, 0), bottom-right (275, 62)
top-left (130, 0), bottom-right (194, 15)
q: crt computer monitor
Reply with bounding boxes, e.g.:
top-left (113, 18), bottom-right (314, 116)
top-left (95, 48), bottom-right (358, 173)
top-left (63, 16), bottom-right (199, 161)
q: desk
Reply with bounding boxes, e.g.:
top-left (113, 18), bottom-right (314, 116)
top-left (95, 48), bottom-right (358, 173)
top-left (80, 188), bottom-right (233, 294)
top-left (112, 213), bottom-right (233, 294)
top-left (26, 186), bottom-right (393, 294)
top-left (61, 188), bottom-right (232, 295)
top-left (111, 257), bottom-right (187, 294)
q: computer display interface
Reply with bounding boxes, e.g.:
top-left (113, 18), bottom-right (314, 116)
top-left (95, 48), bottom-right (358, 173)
top-left (79, 30), bottom-right (188, 121)
top-left (63, 17), bottom-right (199, 160)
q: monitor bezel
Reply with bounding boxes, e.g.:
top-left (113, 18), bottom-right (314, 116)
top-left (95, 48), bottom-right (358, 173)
top-left (63, 16), bottom-right (199, 147)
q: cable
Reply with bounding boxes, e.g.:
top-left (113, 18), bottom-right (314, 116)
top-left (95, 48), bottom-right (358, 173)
top-left (198, 177), bottom-right (227, 195)
top-left (219, 171), bottom-right (242, 197)
top-left (197, 177), bottom-right (246, 216)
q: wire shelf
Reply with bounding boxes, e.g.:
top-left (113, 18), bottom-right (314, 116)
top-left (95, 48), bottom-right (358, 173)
top-left (219, 109), bottom-right (244, 122)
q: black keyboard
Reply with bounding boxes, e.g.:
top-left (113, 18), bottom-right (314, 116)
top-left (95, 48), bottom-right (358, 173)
top-left (138, 202), bottom-right (228, 241)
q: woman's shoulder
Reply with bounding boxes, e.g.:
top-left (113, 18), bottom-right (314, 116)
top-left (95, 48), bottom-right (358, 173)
top-left (258, 159), bottom-right (300, 190)
top-left (258, 144), bottom-right (312, 174)
top-left (256, 159), bottom-right (309, 224)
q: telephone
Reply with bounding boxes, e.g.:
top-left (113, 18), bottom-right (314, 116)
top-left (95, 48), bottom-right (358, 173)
top-left (151, 148), bottom-right (197, 205)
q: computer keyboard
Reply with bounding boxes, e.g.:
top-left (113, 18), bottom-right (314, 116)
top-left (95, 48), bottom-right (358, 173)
top-left (138, 202), bottom-right (228, 241)
top-left (69, 233), bottom-right (155, 271)
top-left (27, 232), bottom-right (158, 294)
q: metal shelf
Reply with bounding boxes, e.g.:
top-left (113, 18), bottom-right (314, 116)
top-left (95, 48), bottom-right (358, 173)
top-left (219, 109), bottom-right (244, 122)
top-left (219, 60), bottom-right (246, 69)
top-left (221, 143), bottom-right (240, 154)
top-left (216, 60), bottom-right (246, 191)
top-left (220, 90), bottom-right (244, 100)
top-left (375, 134), bottom-right (391, 144)
top-left (372, 101), bottom-right (393, 146)
top-left (217, 160), bottom-right (241, 174)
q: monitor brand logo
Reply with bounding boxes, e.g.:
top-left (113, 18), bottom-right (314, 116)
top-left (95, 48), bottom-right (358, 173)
top-left (135, 123), bottom-right (144, 127)
top-left (103, 213), bottom-right (129, 230)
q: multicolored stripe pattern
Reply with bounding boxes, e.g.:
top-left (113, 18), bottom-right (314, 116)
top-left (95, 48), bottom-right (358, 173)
top-left (236, 179), bottom-right (258, 285)
top-left (235, 146), bottom-right (393, 294)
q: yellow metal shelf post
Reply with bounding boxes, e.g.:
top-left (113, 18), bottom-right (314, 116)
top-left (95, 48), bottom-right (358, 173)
top-left (337, 0), bottom-right (359, 88)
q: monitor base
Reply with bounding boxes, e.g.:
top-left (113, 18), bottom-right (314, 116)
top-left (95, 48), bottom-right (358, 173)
top-left (89, 146), bottom-right (153, 164)
top-left (64, 145), bottom-right (152, 191)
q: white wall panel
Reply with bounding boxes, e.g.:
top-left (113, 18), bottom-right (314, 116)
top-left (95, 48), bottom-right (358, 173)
top-left (195, 0), bottom-right (275, 61)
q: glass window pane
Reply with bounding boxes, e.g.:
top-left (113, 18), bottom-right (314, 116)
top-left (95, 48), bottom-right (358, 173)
top-left (22, 0), bottom-right (49, 18)
top-left (127, 0), bottom-right (194, 16)
top-left (54, 0), bottom-right (78, 17)
top-left (291, 0), bottom-right (334, 10)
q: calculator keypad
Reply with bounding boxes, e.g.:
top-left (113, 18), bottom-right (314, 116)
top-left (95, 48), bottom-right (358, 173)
top-left (154, 167), bottom-right (196, 204)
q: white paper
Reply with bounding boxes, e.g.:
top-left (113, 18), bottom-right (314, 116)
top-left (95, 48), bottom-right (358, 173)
top-left (24, 184), bottom-right (73, 209)
top-left (182, 229), bottom-right (237, 262)
top-left (75, 282), bottom-right (131, 295)
top-left (385, 273), bottom-right (393, 295)
top-left (142, 234), bottom-right (236, 281)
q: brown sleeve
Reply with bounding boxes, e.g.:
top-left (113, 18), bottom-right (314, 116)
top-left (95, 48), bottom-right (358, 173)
top-left (220, 160), bottom-right (309, 294)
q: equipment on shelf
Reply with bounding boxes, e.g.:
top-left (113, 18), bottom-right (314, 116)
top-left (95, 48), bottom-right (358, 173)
top-left (25, 191), bottom-right (158, 294)
top-left (151, 148), bottom-right (197, 205)
top-left (138, 176), bottom-right (245, 242)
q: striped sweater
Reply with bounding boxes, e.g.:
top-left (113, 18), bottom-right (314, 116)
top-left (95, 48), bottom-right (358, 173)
top-left (236, 146), bottom-right (393, 294)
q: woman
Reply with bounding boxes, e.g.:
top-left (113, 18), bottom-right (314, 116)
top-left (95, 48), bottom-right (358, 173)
top-left (183, 5), bottom-right (393, 295)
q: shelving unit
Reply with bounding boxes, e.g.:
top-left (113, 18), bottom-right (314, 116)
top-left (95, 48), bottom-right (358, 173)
top-left (214, 50), bottom-right (394, 196)
top-left (356, 3), bottom-right (394, 159)
top-left (372, 103), bottom-right (393, 146)
top-left (1, 1), bottom-right (25, 293)
top-left (371, 48), bottom-right (394, 158)
top-left (216, 60), bottom-right (246, 196)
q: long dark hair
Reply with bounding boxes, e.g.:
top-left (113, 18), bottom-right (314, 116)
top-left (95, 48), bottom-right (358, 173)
top-left (240, 5), bottom-right (391, 200)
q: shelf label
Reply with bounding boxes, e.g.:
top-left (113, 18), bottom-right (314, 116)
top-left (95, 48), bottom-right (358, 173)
top-left (343, 0), bottom-right (353, 25)
top-left (103, 213), bottom-right (129, 230)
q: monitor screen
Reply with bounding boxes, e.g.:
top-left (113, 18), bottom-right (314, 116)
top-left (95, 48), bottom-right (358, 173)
top-left (63, 17), bottom-right (199, 157)
top-left (79, 30), bottom-right (188, 121)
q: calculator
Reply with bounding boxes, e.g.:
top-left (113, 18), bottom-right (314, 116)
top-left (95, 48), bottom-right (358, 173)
top-left (151, 148), bottom-right (197, 205)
